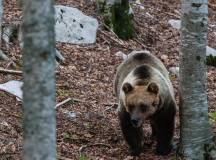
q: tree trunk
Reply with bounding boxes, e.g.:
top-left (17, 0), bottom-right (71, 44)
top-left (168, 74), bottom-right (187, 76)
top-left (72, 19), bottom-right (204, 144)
top-left (22, 0), bottom-right (56, 159)
top-left (97, 0), bottom-right (134, 40)
top-left (178, 0), bottom-right (216, 159)
top-left (0, 0), bottom-right (2, 46)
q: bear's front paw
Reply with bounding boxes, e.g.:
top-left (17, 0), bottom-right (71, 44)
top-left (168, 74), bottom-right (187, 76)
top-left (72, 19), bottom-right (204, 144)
top-left (129, 147), bottom-right (142, 156)
top-left (155, 144), bottom-right (172, 155)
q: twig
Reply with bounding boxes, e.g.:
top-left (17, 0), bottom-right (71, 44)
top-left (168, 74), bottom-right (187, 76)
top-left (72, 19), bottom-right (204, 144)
top-left (0, 68), bottom-right (59, 75)
top-left (102, 103), bottom-right (118, 117)
top-left (102, 23), bottom-right (123, 40)
top-left (99, 23), bottom-right (127, 48)
top-left (72, 98), bottom-right (86, 103)
top-left (57, 155), bottom-right (73, 160)
top-left (0, 68), bottom-right (22, 75)
top-left (55, 98), bottom-right (72, 109)
top-left (0, 112), bottom-right (21, 118)
top-left (102, 102), bottom-right (118, 107)
top-left (0, 152), bottom-right (19, 156)
top-left (132, 2), bottom-right (145, 8)
top-left (166, 11), bottom-right (180, 19)
top-left (99, 29), bottom-right (125, 47)
top-left (79, 143), bottom-right (111, 154)
top-left (6, 61), bottom-right (17, 69)
top-left (55, 97), bottom-right (87, 109)
top-left (133, 38), bottom-right (147, 49)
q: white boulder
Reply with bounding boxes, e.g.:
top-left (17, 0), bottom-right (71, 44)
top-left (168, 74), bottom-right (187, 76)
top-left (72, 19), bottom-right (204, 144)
top-left (168, 19), bottom-right (181, 29)
top-left (206, 46), bottom-right (216, 57)
top-left (0, 80), bottom-right (23, 101)
top-left (54, 5), bottom-right (99, 44)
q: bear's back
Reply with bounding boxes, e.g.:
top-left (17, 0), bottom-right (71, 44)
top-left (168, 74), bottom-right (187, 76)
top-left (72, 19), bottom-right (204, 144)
top-left (114, 51), bottom-right (171, 97)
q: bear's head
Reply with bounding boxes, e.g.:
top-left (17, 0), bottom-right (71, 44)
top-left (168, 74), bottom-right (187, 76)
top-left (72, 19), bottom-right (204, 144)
top-left (122, 82), bottom-right (161, 127)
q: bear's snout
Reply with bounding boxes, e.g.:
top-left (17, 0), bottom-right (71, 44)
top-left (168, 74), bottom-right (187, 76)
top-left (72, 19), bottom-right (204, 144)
top-left (131, 118), bottom-right (141, 127)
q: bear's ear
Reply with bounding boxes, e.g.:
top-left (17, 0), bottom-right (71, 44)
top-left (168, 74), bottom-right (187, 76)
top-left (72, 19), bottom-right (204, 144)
top-left (122, 82), bottom-right (133, 94)
top-left (147, 82), bottom-right (159, 94)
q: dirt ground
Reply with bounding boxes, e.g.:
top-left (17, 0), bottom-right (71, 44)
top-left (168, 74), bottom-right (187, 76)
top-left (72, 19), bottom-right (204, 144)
top-left (1, 0), bottom-right (216, 159)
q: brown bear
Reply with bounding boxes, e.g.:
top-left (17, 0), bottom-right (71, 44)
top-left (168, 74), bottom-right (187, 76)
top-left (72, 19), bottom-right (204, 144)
top-left (114, 51), bottom-right (176, 156)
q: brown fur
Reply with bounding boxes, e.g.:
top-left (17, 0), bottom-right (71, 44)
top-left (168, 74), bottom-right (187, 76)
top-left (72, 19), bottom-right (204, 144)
top-left (114, 51), bottom-right (176, 156)
top-left (124, 85), bottom-right (158, 119)
top-left (114, 51), bottom-right (170, 98)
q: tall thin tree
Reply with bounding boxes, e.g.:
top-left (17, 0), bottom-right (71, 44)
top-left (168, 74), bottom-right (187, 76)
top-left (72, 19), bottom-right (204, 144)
top-left (22, 0), bottom-right (56, 159)
top-left (0, 0), bottom-right (2, 45)
top-left (178, 0), bottom-right (216, 159)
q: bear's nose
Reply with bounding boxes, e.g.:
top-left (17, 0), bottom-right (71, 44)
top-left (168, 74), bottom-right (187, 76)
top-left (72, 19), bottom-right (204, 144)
top-left (131, 118), bottom-right (140, 127)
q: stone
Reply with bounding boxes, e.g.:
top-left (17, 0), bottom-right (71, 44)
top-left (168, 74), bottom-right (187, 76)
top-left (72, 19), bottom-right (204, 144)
top-left (0, 80), bottom-right (23, 101)
top-left (168, 19), bottom-right (181, 29)
top-left (169, 67), bottom-right (179, 78)
top-left (54, 5), bottom-right (98, 44)
top-left (206, 46), bottom-right (216, 57)
top-left (0, 50), bottom-right (9, 61)
top-left (115, 51), bottom-right (127, 60)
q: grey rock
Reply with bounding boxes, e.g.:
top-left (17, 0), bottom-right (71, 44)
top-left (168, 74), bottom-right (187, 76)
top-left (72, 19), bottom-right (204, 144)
top-left (54, 5), bottom-right (98, 44)
top-left (169, 67), bottom-right (179, 78)
top-left (0, 50), bottom-right (9, 61)
top-left (206, 46), bottom-right (216, 57)
top-left (0, 80), bottom-right (23, 101)
top-left (115, 51), bottom-right (127, 60)
top-left (168, 19), bottom-right (181, 29)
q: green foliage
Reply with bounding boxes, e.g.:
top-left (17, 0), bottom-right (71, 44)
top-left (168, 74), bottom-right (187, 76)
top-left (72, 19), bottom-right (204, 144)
top-left (62, 132), bottom-right (71, 140)
top-left (206, 55), bottom-right (216, 67)
top-left (79, 155), bottom-right (89, 160)
top-left (170, 155), bottom-right (176, 160)
top-left (209, 111), bottom-right (216, 122)
top-left (111, 3), bottom-right (134, 39)
top-left (102, 1), bottom-right (134, 40)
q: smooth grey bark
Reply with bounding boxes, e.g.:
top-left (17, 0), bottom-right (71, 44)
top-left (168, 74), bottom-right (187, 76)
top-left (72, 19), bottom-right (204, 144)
top-left (178, 0), bottom-right (216, 159)
top-left (22, 0), bottom-right (56, 160)
top-left (0, 0), bottom-right (3, 46)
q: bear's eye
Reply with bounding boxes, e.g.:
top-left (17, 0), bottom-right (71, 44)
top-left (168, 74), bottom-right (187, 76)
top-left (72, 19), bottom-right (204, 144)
top-left (152, 101), bottom-right (158, 107)
top-left (140, 104), bottom-right (148, 112)
top-left (128, 105), bottom-right (134, 112)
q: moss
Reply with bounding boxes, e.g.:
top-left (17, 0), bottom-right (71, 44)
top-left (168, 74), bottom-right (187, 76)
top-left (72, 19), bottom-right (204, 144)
top-left (112, 3), bottom-right (134, 39)
top-left (206, 55), bottom-right (216, 67)
top-left (79, 155), bottom-right (90, 160)
top-left (103, 4), bottom-right (114, 29)
top-left (102, 1), bottom-right (134, 40)
top-left (96, 0), bottom-right (106, 13)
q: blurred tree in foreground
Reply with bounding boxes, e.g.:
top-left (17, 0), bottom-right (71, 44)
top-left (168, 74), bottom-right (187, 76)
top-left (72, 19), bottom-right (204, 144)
top-left (0, 0), bottom-right (2, 46)
top-left (22, 0), bottom-right (56, 159)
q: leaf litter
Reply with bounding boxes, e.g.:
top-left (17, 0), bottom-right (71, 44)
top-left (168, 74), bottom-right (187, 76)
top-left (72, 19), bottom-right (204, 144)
top-left (1, 0), bottom-right (216, 159)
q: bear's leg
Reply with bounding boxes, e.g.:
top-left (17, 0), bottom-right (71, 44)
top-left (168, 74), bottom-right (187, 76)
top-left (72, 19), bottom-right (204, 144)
top-left (118, 108), bottom-right (144, 156)
top-left (154, 103), bottom-right (176, 155)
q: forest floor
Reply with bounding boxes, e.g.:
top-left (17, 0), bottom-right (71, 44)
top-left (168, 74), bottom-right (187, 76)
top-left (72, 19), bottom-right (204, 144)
top-left (1, 0), bottom-right (216, 159)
